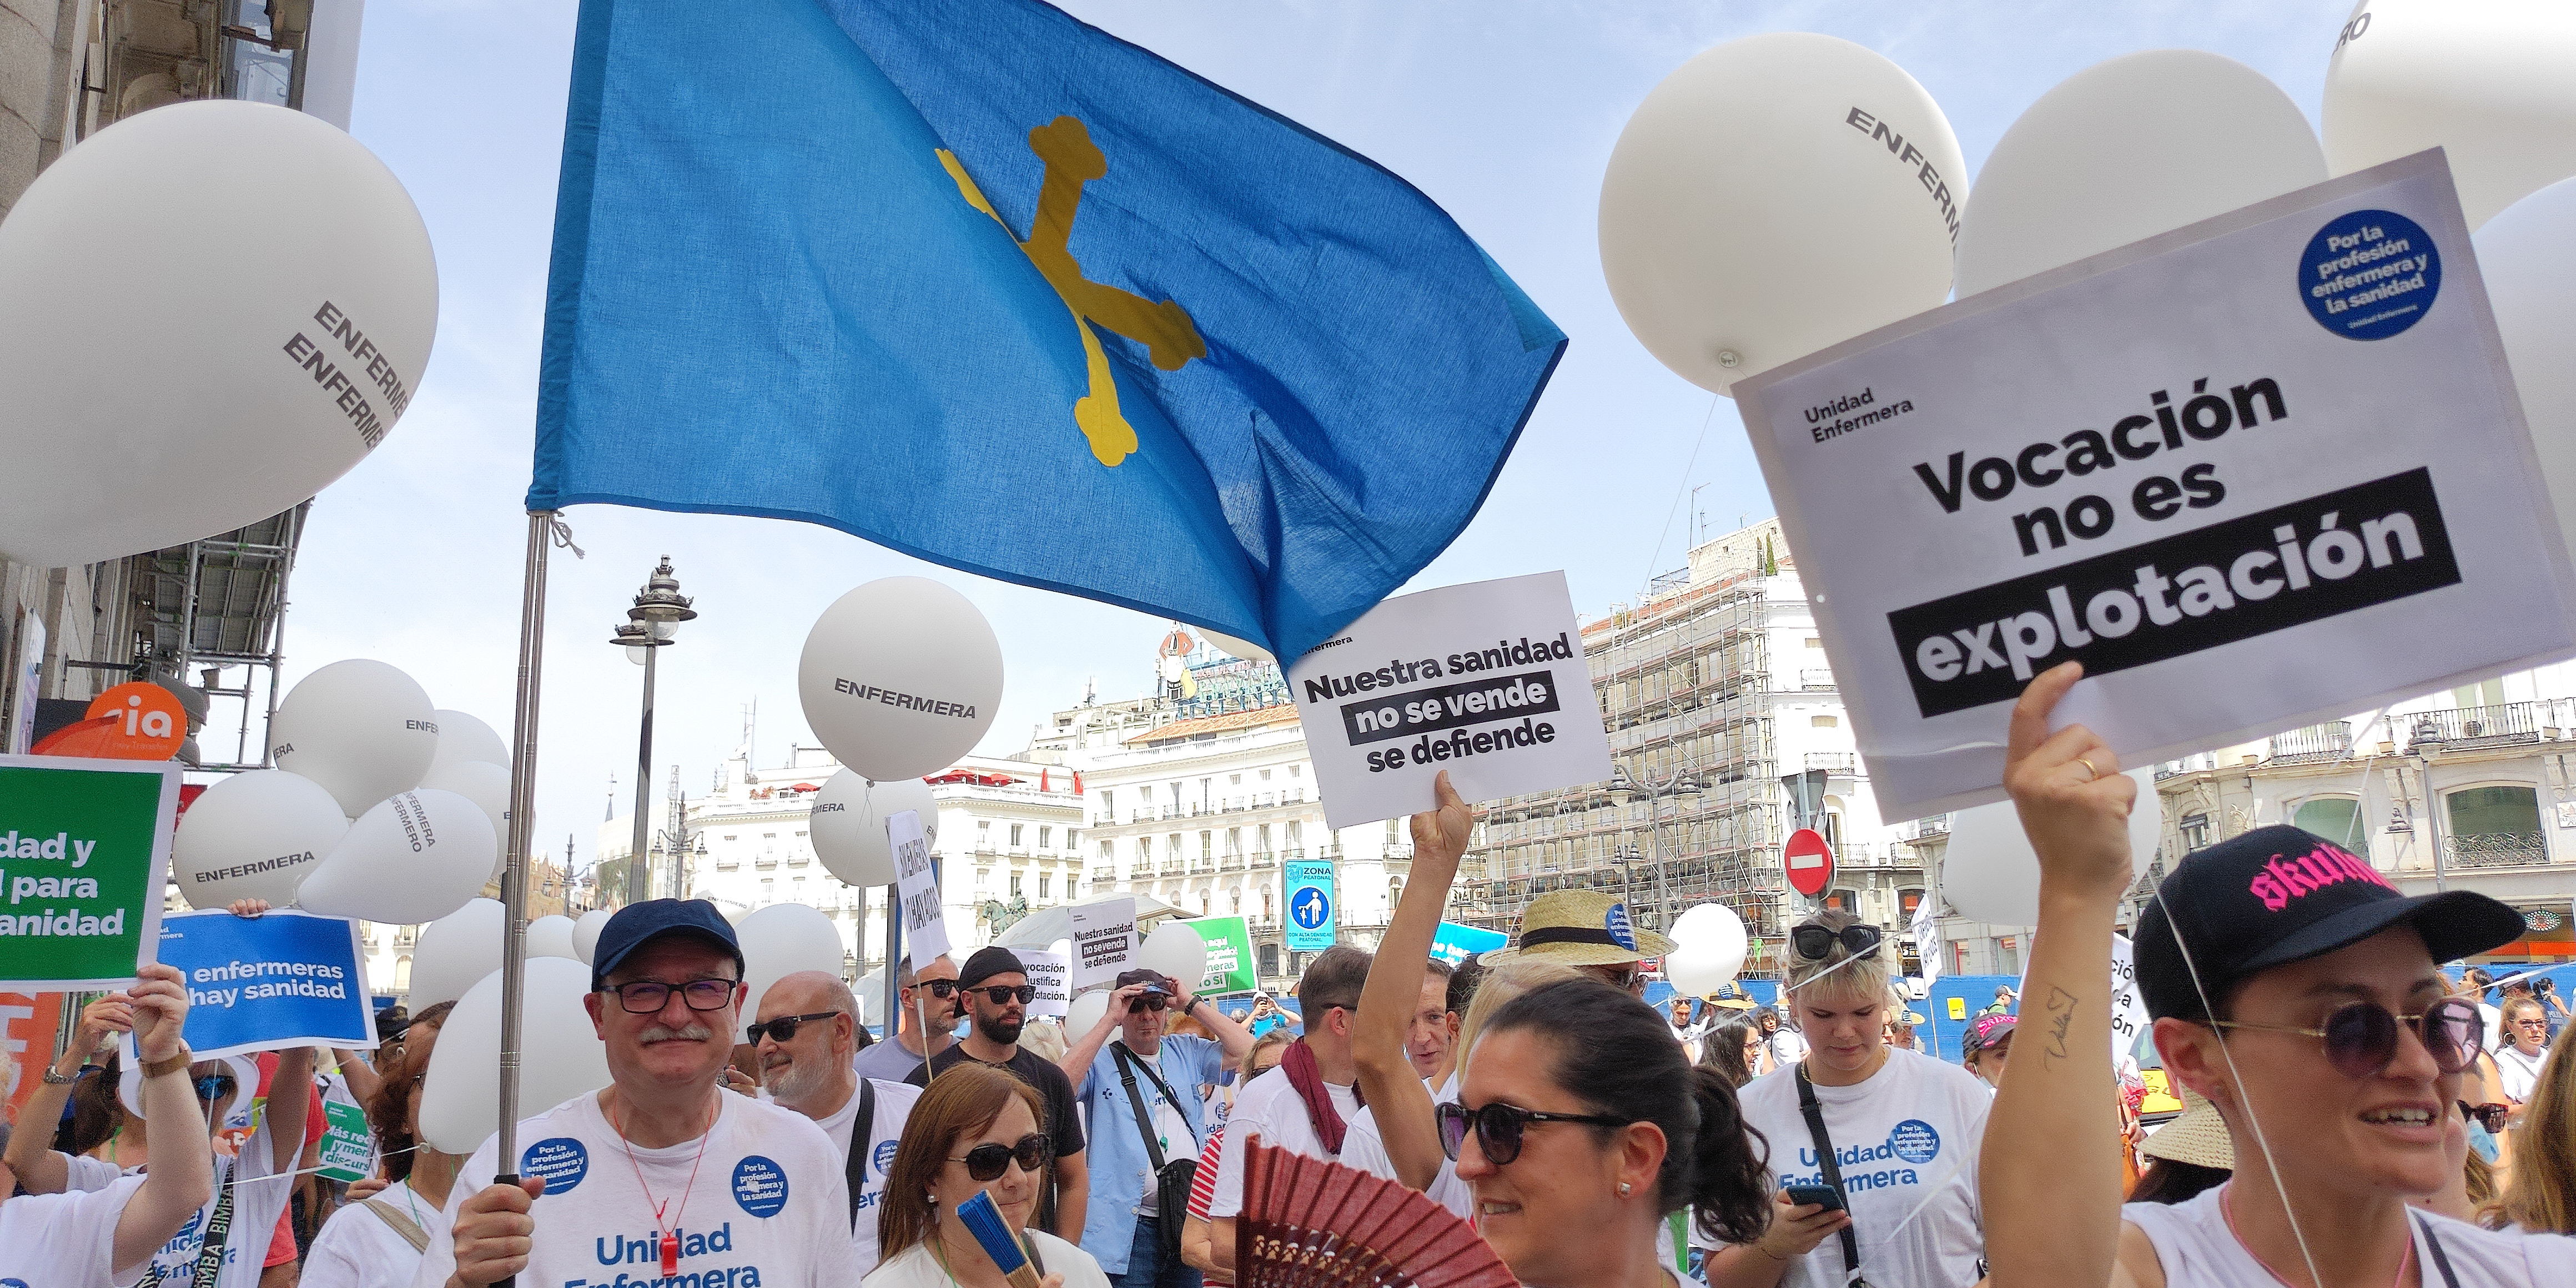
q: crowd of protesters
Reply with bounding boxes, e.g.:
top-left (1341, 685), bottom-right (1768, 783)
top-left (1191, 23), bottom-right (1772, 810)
top-left (17, 675), bottom-right (2576, 1288)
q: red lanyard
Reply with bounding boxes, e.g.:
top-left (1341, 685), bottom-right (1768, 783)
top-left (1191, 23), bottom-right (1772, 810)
top-left (2221, 1184), bottom-right (2413, 1288)
top-left (610, 1095), bottom-right (719, 1278)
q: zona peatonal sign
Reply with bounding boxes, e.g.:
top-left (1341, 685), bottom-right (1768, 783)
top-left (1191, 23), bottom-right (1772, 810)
top-left (0, 754), bottom-right (180, 988)
top-left (1289, 571), bottom-right (1613, 828)
top-left (1734, 150), bottom-right (2576, 816)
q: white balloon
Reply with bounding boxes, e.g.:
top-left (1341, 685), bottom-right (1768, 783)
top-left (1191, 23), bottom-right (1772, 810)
top-left (419, 956), bottom-right (611, 1155)
top-left (1067, 987), bottom-right (1110, 1036)
top-left (572, 908), bottom-right (613, 965)
top-left (811, 771), bottom-right (938, 888)
top-left (1941, 769), bottom-right (2160, 927)
top-left (1664, 942), bottom-right (1739, 998)
top-left (1600, 33), bottom-right (1963, 394)
top-left (2480, 178), bottom-right (2576, 572)
top-left (1667, 902), bottom-right (1732, 948)
top-left (1200, 630), bottom-right (1274, 663)
top-left (738, 903), bottom-right (848, 1015)
top-left (170, 770), bottom-right (347, 908)
top-left (429, 710), bottom-right (510, 774)
top-left (407, 898), bottom-right (503, 1011)
top-left (1140, 920), bottom-right (1209, 988)
top-left (271, 660), bottom-right (439, 817)
top-left (526, 914), bottom-right (579, 960)
top-left (421, 759), bottom-right (512, 879)
top-left (1954, 51), bottom-right (2325, 299)
top-left (1666, 904), bottom-right (1748, 991)
top-left (0, 100), bottom-right (436, 568)
top-left (2325, 0), bottom-right (2576, 230)
top-left (798, 578), bottom-right (1003, 781)
top-left (296, 788), bottom-right (497, 925)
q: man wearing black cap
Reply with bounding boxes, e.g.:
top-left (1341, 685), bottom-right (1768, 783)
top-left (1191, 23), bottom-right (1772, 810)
top-left (905, 944), bottom-right (1090, 1240)
top-left (419, 899), bottom-right (851, 1288)
top-left (1983, 664), bottom-right (2575, 1288)
top-left (1057, 967), bottom-right (1252, 1288)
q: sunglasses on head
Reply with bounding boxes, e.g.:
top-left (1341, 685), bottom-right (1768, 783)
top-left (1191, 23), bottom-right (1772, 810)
top-left (1791, 924), bottom-right (1883, 962)
top-left (1436, 1100), bottom-right (1632, 1166)
top-left (2212, 996), bottom-right (2482, 1080)
top-left (973, 985), bottom-right (1037, 1006)
top-left (2461, 1101), bottom-right (2512, 1134)
top-left (745, 1010), bottom-right (843, 1044)
top-left (952, 1133), bottom-right (1053, 1181)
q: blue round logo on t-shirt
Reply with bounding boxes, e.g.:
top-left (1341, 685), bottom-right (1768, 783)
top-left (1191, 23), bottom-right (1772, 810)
top-left (1888, 1119), bottom-right (1941, 1166)
top-left (2300, 208), bottom-right (2439, 340)
top-left (872, 1139), bottom-right (900, 1176)
top-left (733, 1155), bottom-right (789, 1217)
top-left (520, 1138), bottom-right (588, 1196)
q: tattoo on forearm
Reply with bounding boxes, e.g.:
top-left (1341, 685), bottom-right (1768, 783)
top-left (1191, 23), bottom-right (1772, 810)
top-left (2045, 986), bottom-right (2079, 1067)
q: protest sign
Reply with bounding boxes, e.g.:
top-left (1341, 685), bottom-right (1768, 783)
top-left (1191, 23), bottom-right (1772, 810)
top-left (1285, 861), bottom-right (1336, 952)
top-left (1734, 152), bottom-right (2576, 815)
top-left (892, 809), bottom-right (949, 968)
top-left (1183, 917), bottom-right (1256, 994)
top-left (1429, 920), bottom-right (1507, 966)
top-left (1289, 572), bottom-right (1613, 828)
top-left (158, 910), bottom-right (373, 1059)
top-left (2109, 933), bottom-right (2148, 1064)
top-left (1068, 896), bottom-right (1136, 991)
top-left (0, 754), bottom-right (178, 989)
top-left (1022, 948), bottom-right (1071, 1018)
top-left (316, 1098), bottom-right (374, 1183)
top-left (2, 990), bottom-right (67, 1111)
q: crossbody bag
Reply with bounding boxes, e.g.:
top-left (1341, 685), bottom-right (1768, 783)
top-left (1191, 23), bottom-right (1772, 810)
top-left (1112, 1043), bottom-right (1200, 1260)
top-left (844, 1078), bottom-right (879, 1230)
top-left (1794, 1065), bottom-right (1872, 1288)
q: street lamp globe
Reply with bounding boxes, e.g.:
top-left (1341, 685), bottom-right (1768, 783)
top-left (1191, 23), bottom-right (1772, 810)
top-left (611, 621), bottom-right (652, 665)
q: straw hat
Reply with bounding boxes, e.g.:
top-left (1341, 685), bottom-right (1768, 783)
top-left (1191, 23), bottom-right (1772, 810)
top-left (2139, 1088), bottom-right (2234, 1171)
top-left (1707, 982), bottom-right (1759, 1010)
top-left (1481, 888), bottom-right (1675, 967)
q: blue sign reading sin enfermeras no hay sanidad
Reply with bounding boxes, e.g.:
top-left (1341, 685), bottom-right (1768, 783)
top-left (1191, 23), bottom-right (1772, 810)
top-left (159, 910), bottom-right (374, 1059)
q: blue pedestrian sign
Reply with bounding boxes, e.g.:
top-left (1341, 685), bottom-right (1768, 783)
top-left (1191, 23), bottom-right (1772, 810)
top-left (1284, 860), bottom-right (1336, 951)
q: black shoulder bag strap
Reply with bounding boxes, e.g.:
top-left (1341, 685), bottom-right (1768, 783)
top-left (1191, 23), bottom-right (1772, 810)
top-left (2412, 1213), bottom-right (2462, 1288)
top-left (1795, 1064), bottom-right (1869, 1288)
top-left (1114, 1044), bottom-right (1200, 1149)
top-left (845, 1077), bottom-right (878, 1229)
top-left (1112, 1044), bottom-right (1176, 1171)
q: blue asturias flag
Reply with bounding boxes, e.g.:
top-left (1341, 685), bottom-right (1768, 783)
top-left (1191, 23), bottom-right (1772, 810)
top-left (531, 0), bottom-right (1563, 660)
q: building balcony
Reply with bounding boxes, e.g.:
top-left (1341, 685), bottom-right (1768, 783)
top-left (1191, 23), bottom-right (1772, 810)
top-left (1219, 853), bottom-right (1245, 871)
top-left (1160, 858), bottom-right (1186, 876)
top-left (1190, 857), bottom-right (1215, 873)
top-left (1798, 669), bottom-right (1838, 691)
top-left (1092, 866), bottom-right (1117, 883)
top-left (1130, 862), bottom-right (1153, 878)
top-left (1805, 751), bottom-right (1856, 774)
top-left (1250, 850), bottom-right (1276, 868)
top-left (2408, 702), bottom-right (2562, 751)
top-left (2446, 832), bottom-right (2554, 869)
top-left (2267, 721), bottom-right (2352, 764)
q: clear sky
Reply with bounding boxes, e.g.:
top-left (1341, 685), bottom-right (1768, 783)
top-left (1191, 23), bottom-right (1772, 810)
top-left (290, 0), bottom-right (2357, 874)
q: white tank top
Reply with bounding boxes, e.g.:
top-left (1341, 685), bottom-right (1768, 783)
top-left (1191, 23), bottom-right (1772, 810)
top-left (2122, 1186), bottom-right (2576, 1287)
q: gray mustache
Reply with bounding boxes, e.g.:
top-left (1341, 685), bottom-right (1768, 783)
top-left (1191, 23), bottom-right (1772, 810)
top-left (638, 1023), bottom-right (715, 1043)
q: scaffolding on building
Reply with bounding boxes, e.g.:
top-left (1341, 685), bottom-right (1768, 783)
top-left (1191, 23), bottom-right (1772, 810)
top-left (127, 504), bottom-right (305, 771)
top-left (1462, 542), bottom-right (1796, 976)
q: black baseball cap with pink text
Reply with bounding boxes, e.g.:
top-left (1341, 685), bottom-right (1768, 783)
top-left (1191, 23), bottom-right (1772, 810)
top-left (2134, 824), bottom-right (2523, 1022)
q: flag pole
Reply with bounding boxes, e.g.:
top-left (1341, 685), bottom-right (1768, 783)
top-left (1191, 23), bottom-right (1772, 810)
top-left (494, 510), bottom-right (568, 1287)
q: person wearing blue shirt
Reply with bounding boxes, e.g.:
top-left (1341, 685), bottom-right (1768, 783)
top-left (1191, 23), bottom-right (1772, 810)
top-left (1058, 969), bottom-right (1254, 1288)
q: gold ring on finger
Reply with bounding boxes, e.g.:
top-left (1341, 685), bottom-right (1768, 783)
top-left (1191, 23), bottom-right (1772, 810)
top-left (2077, 756), bottom-right (2099, 781)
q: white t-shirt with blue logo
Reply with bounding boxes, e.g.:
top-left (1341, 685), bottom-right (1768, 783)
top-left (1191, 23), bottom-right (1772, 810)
top-left (812, 1078), bottom-right (922, 1277)
top-left (0, 1174), bottom-right (149, 1287)
top-left (1728, 1048), bottom-right (1989, 1288)
top-left (411, 1090), bottom-right (849, 1288)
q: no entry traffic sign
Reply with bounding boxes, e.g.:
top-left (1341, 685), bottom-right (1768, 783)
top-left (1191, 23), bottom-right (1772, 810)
top-left (1784, 827), bottom-right (1835, 898)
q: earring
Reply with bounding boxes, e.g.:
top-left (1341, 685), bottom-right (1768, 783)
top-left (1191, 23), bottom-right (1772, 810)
top-left (1617, 1182), bottom-right (1632, 1196)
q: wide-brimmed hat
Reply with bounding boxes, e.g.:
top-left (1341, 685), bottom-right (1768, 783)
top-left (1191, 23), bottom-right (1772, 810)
top-left (1481, 888), bottom-right (1674, 967)
top-left (2140, 1088), bottom-right (2235, 1171)
top-left (1708, 982), bottom-right (1758, 1010)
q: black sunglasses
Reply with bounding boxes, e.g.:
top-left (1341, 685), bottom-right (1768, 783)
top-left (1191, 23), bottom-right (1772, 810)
top-left (2461, 1101), bottom-right (2512, 1134)
top-left (1791, 924), bottom-right (1883, 962)
top-left (918, 980), bottom-right (960, 998)
top-left (2213, 997), bottom-right (2482, 1080)
top-left (606, 978), bottom-right (740, 1014)
top-left (193, 1074), bottom-right (238, 1103)
top-left (1133, 993), bottom-right (1170, 1012)
top-left (1437, 1100), bottom-right (1632, 1166)
top-left (973, 985), bottom-right (1037, 1005)
top-left (952, 1133), bottom-right (1053, 1181)
top-left (746, 1011), bottom-right (844, 1044)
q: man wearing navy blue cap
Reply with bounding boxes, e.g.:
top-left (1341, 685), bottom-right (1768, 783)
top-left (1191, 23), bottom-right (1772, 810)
top-left (415, 899), bottom-right (851, 1288)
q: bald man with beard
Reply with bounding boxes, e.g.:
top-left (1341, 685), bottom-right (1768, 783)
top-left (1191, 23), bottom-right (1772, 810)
top-left (752, 971), bottom-right (920, 1277)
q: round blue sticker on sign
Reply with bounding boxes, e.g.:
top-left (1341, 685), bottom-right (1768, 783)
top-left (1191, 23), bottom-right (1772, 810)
top-left (2300, 209), bottom-right (2439, 341)
top-left (733, 1155), bottom-right (789, 1217)
top-left (1888, 1119), bottom-right (1942, 1165)
top-left (521, 1138), bottom-right (588, 1196)
top-left (1603, 903), bottom-right (1638, 952)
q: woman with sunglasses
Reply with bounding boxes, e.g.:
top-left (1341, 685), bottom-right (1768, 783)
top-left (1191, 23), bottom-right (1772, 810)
top-left (1984, 662), bottom-right (2576, 1288)
top-left (869, 1062), bottom-right (1109, 1288)
top-left (1704, 908), bottom-right (1991, 1288)
top-left (304, 1002), bottom-right (461, 1288)
top-left (1444, 977), bottom-right (1770, 1288)
top-left (2497, 996), bottom-right (2553, 1105)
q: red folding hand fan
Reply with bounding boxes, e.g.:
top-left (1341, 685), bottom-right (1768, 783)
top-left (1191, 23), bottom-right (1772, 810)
top-left (1238, 1135), bottom-right (1519, 1288)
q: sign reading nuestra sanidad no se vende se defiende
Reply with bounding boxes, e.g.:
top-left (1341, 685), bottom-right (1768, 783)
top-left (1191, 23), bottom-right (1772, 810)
top-left (1733, 150), bottom-right (2576, 816)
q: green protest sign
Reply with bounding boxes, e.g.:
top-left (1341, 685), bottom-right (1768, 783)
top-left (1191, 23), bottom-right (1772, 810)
top-left (1184, 915), bottom-right (1257, 994)
top-left (0, 754), bottom-right (178, 989)
top-left (316, 1098), bottom-right (374, 1183)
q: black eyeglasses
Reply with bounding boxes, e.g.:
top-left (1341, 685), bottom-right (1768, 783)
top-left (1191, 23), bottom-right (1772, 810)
top-left (2212, 997), bottom-right (2482, 1080)
top-left (605, 978), bottom-right (740, 1014)
top-left (952, 1133), bottom-right (1053, 1181)
top-left (1437, 1100), bottom-right (1633, 1166)
top-left (973, 985), bottom-right (1037, 1005)
top-left (1791, 924), bottom-right (1883, 962)
top-left (2461, 1101), bottom-right (2512, 1134)
top-left (746, 1011), bottom-right (844, 1044)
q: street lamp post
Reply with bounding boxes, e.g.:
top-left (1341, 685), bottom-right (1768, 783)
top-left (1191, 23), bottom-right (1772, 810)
top-left (612, 557), bottom-right (695, 904)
